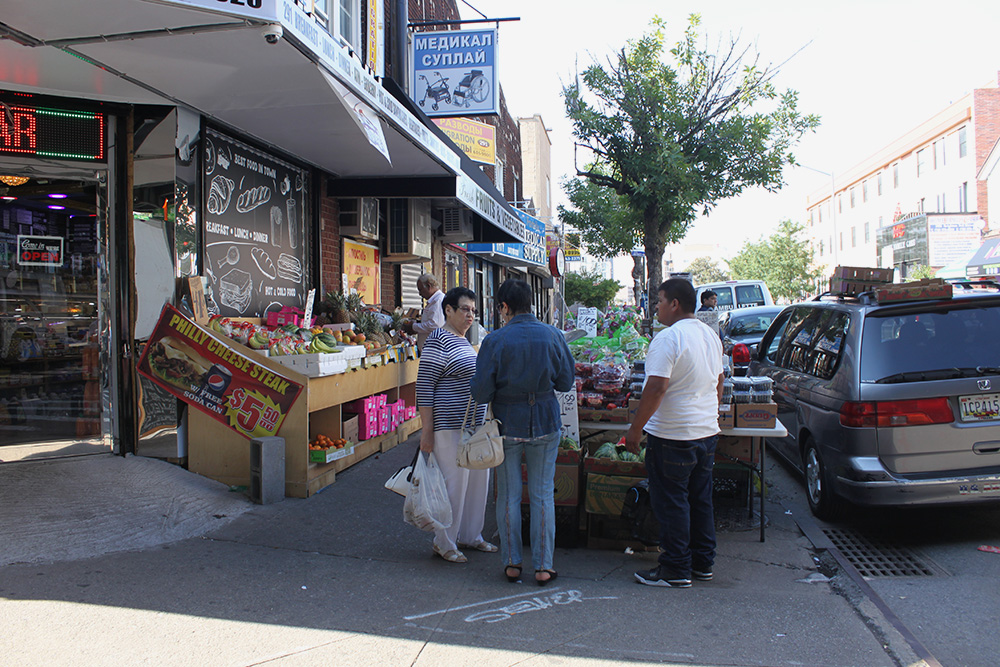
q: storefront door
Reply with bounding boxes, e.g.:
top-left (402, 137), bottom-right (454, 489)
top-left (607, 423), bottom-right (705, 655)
top-left (0, 162), bottom-right (112, 462)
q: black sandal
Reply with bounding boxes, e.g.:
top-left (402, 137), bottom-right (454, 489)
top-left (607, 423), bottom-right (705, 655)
top-left (504, 565), bottom-right (522, 583)
top-left (535, 569), bottom-right (558, 586)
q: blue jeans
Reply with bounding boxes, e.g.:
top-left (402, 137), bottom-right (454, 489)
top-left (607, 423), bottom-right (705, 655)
top-left (495, 430), bottom-right (560, 571)
top-left (644, 433), bottom-right (718, 576)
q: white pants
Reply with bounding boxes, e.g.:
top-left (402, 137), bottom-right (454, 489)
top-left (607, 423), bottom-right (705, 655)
top-left (432, 428), bottom-right (490, 553)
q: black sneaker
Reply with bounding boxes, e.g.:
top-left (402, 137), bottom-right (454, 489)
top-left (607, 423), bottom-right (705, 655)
top-left (692, 569), bottom-right (713, 581)
top-left (634, 566), bottom-right (692, 588)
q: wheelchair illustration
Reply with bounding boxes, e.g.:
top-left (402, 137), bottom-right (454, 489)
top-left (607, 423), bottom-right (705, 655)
top-left (452, 70), bottom-right (490, 108)
top-left (417, 73), bottom-right (451, 111)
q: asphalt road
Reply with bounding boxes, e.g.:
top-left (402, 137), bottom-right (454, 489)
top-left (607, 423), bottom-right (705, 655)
top-left (765, 448), bottom-right (1000, 667)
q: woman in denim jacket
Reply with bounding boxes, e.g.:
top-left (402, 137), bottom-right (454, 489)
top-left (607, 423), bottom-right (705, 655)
top-left (471, 279), bottom-right (575, 585)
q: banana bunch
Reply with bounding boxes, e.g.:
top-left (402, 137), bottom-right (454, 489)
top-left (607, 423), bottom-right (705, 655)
top-left (309, 333), bottom-right (341, 354)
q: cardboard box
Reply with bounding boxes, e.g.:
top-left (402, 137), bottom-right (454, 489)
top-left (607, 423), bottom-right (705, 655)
top-left (585, 473), bottom-right (642, 515)
top-left (359, 411), bottom-right (380, 440)
top-left (309, 443), bottom-right (355, 464)
top-left (341, 414), bottom-right (359, 443)
top-left (715, 434), bottom-right (753, 463)
top-left (718, 404), bottom-right (735, 429)
top-left (556, 447), bottom-right (583, 465)
top-left (521, 463), bottom-right (581, 506)
top-left (831, 266), bottom-right (893, 283)
top-left (344, 396), bottom-right (378, 413)
top-left (873, 278), bottom-right (953, 304)
top-left (735, 402), bottom-right (777, 429)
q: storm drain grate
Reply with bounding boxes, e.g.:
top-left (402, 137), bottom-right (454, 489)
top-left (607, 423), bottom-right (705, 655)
top-left (822, 528), bottom-right (935, 577)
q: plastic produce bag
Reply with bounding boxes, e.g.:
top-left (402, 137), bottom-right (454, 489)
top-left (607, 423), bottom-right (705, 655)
top-left (403, 452), bottom-right (453, 532)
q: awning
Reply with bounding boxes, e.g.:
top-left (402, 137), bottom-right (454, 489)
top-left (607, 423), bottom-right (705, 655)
top-left (936, 249), bottom-right (978, 279)
top-left (966, 238), bottom-right (1000, 278)
top-left (467, 208), bottom-right (546, 266)
top-left (0, 1), bottom-right (455, 178)
top-left (326, 78), bottom-right (527, 244)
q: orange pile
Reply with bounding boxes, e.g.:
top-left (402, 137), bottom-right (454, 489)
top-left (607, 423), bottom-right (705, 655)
top-left (309, 434), bottom-right (349, 450)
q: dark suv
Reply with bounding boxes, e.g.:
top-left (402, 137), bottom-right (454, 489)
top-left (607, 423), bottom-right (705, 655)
top-left (749, 287), bottom-right (1000, 518)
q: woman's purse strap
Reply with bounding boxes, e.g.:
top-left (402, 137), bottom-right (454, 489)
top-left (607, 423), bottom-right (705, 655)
top-left (461, 395), bottom-right (477, 430)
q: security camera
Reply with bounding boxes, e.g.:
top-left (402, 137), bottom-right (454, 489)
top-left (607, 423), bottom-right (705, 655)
top-left (261, 23), bottom-right (283, 45)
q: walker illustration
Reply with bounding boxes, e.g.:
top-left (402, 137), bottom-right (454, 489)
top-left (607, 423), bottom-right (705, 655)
top-left (417, 73), bottom-right (451, 111)
top-left (452, 70), bottom-right (490, 108)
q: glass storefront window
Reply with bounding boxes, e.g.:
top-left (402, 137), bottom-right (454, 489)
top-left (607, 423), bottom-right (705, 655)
top-left (0, 176), bottom-right (107, 459)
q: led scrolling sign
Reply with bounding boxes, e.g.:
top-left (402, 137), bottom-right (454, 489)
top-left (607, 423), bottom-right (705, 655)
top-left (0, 105), bottom-right (105, 161)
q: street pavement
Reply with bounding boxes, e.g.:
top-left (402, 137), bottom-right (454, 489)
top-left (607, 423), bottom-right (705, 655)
top-left (0, 438), bottom-right (924, 667)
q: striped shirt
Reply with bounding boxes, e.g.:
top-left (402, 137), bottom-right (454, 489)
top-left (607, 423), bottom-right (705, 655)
top-left (416, 328), bottom-right (487, 432)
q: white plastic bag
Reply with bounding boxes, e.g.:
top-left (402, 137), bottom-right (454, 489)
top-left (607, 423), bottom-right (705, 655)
top-left (403, 451), bottom-right (453, 532)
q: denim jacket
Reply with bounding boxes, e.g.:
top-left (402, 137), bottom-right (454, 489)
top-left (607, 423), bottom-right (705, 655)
top-left (470, 313), bottom-right (575, 439)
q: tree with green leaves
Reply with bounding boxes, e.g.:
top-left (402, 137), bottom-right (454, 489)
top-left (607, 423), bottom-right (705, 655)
top-left (564, 268), bottom-right (623, 309)
top-left (907, 265), bottom-right (937, 280)
top-left (561, 15), bottom-right (819, 306)
top-left (728, 219), bottom-right (822, 302)
top-left (685, 256), bottom-right (728, 284)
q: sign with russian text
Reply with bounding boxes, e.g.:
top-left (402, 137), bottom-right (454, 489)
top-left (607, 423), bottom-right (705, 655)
top-left (342, 238), bottom-right (380, 305)
top-left (432, 117), bottom-right (496, 165)
top-left (16, 235), bottom-right (63, 267)
top-left (137, 304), bottom-right (303, 439)
top-left (410, 28), bottom-right (499, 117)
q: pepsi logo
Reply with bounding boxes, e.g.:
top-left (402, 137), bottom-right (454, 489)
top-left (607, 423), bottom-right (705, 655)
top-left (207, 373), bottom-right (227, 390)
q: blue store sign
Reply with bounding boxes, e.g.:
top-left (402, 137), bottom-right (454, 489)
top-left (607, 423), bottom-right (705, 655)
top-left (467, 210), bottom-right (545, 266)
top-left (410, 28), bottom-right (499, 117)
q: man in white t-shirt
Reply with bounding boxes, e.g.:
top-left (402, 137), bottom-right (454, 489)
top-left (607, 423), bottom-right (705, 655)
top-left (402, 273), bottom-right (445, 352)
top-left (625, 278), bottom-right (724, 588)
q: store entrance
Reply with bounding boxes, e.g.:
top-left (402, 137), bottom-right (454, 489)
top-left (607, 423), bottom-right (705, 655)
top-left (0, 167), bottom-right (110, 462)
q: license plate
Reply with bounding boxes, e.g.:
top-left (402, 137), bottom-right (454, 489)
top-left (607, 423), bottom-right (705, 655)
top-left (958, 393), bottom-right (1000, 422)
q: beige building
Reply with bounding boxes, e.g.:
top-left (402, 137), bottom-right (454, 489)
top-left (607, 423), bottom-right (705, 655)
top-left (517, 114), bottom-right (553, 225)
top-left (806, 72), bottom-right (1000, 276)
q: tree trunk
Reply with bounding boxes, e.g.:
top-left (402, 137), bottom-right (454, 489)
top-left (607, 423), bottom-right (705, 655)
top-left (644, 208), bottom-right (665, 318)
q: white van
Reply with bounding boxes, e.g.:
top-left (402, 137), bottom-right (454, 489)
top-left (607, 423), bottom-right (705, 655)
top-left (695, 280), bottom-right (774, 311)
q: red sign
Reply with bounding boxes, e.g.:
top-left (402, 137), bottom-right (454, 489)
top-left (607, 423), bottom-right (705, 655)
top-left (892, 223), bottom-right (906, 239)
top-left (0, 104), bottom-right (105, 161)
top-left (137, 304), bottom-right (303, 439)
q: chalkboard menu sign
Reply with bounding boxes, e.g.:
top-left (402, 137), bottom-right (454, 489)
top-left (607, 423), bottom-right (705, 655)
top-left (202, 128), bottom-right (309, 318)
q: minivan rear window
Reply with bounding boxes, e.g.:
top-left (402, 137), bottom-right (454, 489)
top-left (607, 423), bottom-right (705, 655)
top-left (860, 304), bottom-right (1000, 382)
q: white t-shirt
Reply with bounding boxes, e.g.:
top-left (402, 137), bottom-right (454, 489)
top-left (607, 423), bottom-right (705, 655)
top-left (413, 290), bottom-right (445, 352)
top-left (643, 317), bottom-right (724, 441)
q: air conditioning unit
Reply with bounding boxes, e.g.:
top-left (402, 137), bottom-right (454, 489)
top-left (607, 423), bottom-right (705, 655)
top-left (338, 197), bottom-right (379, 241)
top-left (385, 199), bottom-right (432, 263)
top-left (438, 208), bottom-right (475, 243)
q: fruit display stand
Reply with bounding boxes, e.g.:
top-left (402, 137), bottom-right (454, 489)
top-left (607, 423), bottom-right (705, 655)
top-left (188, 326), bottom-right (421, 498)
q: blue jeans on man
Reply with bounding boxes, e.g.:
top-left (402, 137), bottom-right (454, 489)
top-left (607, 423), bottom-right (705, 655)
top-left (644, 433), bottom-right (718, 578)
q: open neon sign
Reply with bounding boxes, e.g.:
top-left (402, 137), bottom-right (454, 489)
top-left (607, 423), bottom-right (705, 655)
top-left (0, 105), bottom-right (105, 161)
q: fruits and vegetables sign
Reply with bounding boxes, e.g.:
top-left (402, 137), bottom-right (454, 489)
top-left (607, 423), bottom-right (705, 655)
top-left (137, 304), bottom-right (304, 439)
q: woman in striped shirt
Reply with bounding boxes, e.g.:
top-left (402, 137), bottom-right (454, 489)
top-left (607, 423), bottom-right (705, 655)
top-left (415, 287), bottom-right (492, 563)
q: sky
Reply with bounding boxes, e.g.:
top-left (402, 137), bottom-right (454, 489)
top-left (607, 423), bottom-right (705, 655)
top-left (456, 0), bottom-right (1000, 265)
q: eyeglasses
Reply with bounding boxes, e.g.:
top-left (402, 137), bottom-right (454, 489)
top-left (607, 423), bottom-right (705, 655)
top-left (458, 306), bottom-right (477, 315)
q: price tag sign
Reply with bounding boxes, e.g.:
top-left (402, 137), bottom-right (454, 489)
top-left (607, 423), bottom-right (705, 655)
top-left (696, 311), bottom-right (719, 335)
top-left (302, 288), bottom-right (316, 328)
top-left (577, 307), bottom-right (599, 338)
top-left (556, 389), bottom-right (580, 443)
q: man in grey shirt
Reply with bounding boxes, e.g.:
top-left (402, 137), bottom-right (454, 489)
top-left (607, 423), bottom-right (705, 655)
top-left (403, 273), bottom-right (445, 351)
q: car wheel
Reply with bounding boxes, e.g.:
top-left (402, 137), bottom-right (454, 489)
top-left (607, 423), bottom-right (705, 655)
top-left (803, 437), bottom-right (842, 520)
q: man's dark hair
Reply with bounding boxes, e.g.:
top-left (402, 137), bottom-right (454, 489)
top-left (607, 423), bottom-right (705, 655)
top-left (658, 278), bottom-right (697, 314)
top-left (442, 286), bottom-right (476, 314)
top-left (496, 279), bottom-right (532, 314)
top-left (701, 289), bottom-right (717, 304)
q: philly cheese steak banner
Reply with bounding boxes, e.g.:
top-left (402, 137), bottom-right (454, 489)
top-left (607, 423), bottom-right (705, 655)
top-left (137, 303), bottom-right (304, 439)
top-left (203, 128), bottom-right (309, 318)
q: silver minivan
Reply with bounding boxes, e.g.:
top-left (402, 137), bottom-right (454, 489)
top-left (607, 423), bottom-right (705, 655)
top-left (749, 289), bottom-right (1000, 519)
top-left (696, 280), bottom-right (774, 311)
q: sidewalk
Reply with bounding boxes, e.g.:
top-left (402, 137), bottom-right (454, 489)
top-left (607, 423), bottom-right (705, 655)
top-left (0, 437), bottom-right (916, 666)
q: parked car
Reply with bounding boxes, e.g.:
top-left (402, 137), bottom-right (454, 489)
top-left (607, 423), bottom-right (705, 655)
top-left (748, 287), bottom-right (1000, 519)
top-left (695, 280), bottom-right (774, 312)
top-left (719, 305), bottom-right (787, 354)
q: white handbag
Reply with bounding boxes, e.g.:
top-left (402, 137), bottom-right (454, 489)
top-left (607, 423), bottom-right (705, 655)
top-left (384, 447), bottom-right (420, 496)
top-left (457, 397), bottom-right (504, 470)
